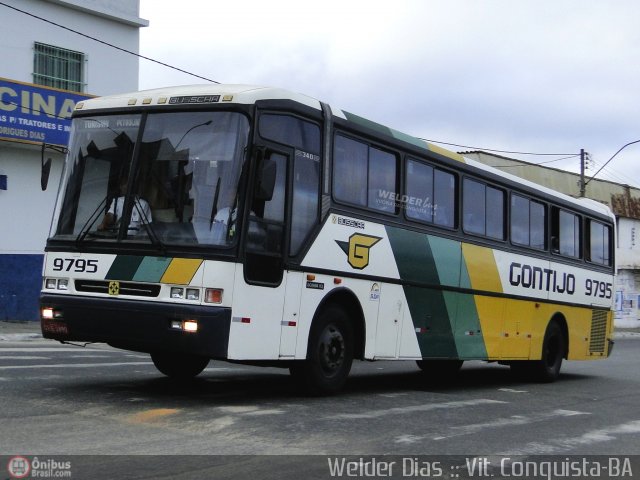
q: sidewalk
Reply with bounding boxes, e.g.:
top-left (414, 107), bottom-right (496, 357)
top-left (0, 320), bottom-right (44, 341)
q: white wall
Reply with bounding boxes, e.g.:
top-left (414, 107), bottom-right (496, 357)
top-left (615, 269), bottom-right (640, 328)
top-left (0, 145), bottom-right (64, 253)
top-left (617, 217), bottom-right (640, 269)
top-left (2, 0), bottom-right (146, 95)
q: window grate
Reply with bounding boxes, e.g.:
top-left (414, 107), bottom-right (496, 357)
top-left (33, 42), bottom-right (85, 93)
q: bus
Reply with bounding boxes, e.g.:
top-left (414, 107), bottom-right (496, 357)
top-left (40, 84), bottom-right (615, 394)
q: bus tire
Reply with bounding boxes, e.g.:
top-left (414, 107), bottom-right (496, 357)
top-left (151, 352), bottom-right (210, 379)
top-left (416, 359), bottom-right (464, 378)
top-left (511, 321), bottom-right (565, 383)
top-left (290, 305), bottom-right (354, 395)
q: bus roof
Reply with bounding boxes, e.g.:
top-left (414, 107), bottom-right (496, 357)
top-left (74, 83), bottom-right (614, 221)
top-left (74, 84), bottom-right (323, 112)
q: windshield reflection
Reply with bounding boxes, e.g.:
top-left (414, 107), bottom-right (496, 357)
top-left (52, 111), bottom-right (250, 248)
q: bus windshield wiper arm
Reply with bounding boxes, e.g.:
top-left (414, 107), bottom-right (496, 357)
top-left (75, 196), bottom-right (109, 244)
top-left (209, 176), bottom-right (221, 229)
top-left (134, 201), bottom-right (166, 254)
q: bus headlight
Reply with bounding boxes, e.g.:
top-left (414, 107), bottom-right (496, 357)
top-left (45, 278), bottom-right (69, 290)
top-left (186, 288), bottom-right (200, 301)
top-left (170, 287), bottom-right (184, 299)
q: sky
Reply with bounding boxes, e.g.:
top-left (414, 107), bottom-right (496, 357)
top-left (138, 0), bottom-right (640, 188)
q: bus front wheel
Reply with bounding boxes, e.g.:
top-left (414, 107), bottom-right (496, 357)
top-left (151, 352), bottom-right (210, 379)
top-left (290, 305), bottom-right (354, 395)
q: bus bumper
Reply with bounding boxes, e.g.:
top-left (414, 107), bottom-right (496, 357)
top-left (39, 293), bottom-right (231, 359)
top-left (607, 338), bottom-right (615, 357)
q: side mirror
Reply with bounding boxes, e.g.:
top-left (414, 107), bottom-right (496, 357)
top-left (254, 157), bottom-right (276, 201)
top-left (40, 143), bottom-right (52, 191)
top-left (41, 158), bottom-right (52, 191)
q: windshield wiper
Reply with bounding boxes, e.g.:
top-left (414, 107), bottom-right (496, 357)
top-left (75, 196), bottom-right (111, 244)
top-left (209, 176), bottom-right (221, 229)
top-left (134, 202), bottom-right (167, 254)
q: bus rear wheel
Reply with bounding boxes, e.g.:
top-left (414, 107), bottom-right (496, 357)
top-left (290, 305), bottom-right (354, 395)
top-left (511, 321), bottom-right (565, 383)
top-left (151, 352), bottom-right (210, 379)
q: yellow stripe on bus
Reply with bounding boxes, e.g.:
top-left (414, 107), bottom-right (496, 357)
top-left (427, 143), bottom-right (466, 163)
top-left (461, 243), bottom-right (503, 293)
top-left (160, 258), bottom-right (203, 285)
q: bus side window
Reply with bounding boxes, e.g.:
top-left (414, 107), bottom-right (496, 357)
top-left (511, 194), bottom-right (546, 250)
top-left (258, 113), bottom-right (321, 256)
top-left (552, 207), bottom-right (581, 258)
top-left (291, 151), bottom-right (320, 255)
top-left (587, 219), bottom-right (611, 265)
top-left (333, 135), bottom-right (367, 206)
top-left (406, 158), bottom-right (456, 228)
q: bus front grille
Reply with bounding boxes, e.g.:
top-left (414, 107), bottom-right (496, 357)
top-left (75, 280), bottom-right (161, 298)
top-left (589, 310), bottom-right (608, 354)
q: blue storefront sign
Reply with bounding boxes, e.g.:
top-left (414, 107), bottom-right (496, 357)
top-left (0, 77), bottom-right (92, 147)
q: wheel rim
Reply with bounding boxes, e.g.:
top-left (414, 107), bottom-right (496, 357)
top-left (318, 324), bottom-right (345, 375)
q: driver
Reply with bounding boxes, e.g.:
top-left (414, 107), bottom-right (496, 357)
top-left (98, 176), bottom-right (152, 235)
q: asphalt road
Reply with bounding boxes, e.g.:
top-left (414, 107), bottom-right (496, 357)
top-left (1, 332), bottom-right (639, 478)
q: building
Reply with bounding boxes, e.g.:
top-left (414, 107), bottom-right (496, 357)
top-left (464, 150), bottom-right (640, 328)
top-left (0, 0), bottom-right (148, 320)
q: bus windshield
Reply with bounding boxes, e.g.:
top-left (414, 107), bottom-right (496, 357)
top-left (52, 111), bottom-right (250, 248)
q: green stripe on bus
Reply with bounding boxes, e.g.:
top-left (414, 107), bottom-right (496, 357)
top-left (386, 226), bottom-right (488, 359)
top-left (132, 256), bottom-right (173, 283)
top-left (428, 235), bottom-right (461, 287)
top-left (386, 226), bottom-right (458, 358)
top-left (385, 227), bottom-right (439, 285)
top-left (105, 255), bottom-right (145, 280)
top-left (450, 292), bottom-right (488, 359)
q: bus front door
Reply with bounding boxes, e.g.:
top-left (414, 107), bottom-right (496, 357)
top-left (230, 150), bottom-right (292, 359)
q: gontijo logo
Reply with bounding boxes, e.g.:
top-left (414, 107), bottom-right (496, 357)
top-left (336, 234), bottom-right (382, 270)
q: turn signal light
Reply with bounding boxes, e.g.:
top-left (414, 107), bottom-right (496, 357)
top-left (205, 288), bottom-right (223, 304)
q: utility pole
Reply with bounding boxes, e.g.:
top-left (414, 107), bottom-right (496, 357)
top-left (579, 148), bottom-right (586, 197)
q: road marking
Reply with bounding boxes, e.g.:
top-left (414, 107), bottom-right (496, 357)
top-left (0, 348), bottom-right (111, 352)
top-left (0, 361), bottom-right (153, 370)
top-left (68, 355), bottom-right (114, 359)
top-left (395, 409), bottom-right (589, 444)
top-left (498, 388), bottom-right (528, 393)
top-left (432, 409), bottom-right (589, 440)
top-left (503, 419), bottom-right (640, 455)
top-left (0, 356), bottom-right (49, 360)
top-left (328, 399), bottom-right (507, 420)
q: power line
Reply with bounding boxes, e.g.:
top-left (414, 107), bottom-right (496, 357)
top-left (0, 1), bottom-right (218, 84)
top-left (486, 154), bottom-right (581, 169)
top-left (589, 157), bottom-right (640, 187)
top-left (419, 137), bottom-right (576, 157)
